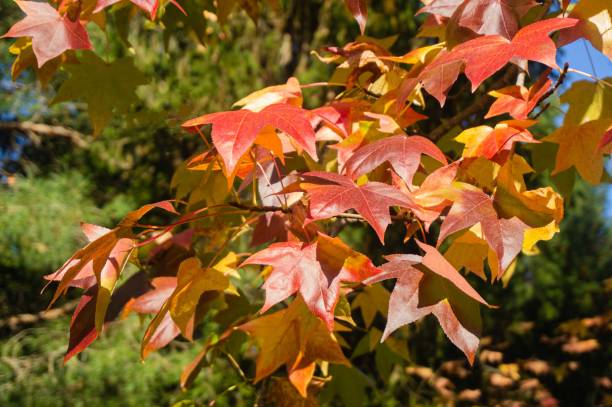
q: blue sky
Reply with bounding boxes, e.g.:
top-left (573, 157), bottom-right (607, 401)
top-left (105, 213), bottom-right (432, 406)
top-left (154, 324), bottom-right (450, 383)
top-left (555, 39), bottom-right (612, 218)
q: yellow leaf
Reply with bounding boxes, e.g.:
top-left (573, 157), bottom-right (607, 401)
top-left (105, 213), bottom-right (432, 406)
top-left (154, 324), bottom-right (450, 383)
top-left (561, 79), bottom-right (612, 125)
top-left (169, 257), bottom-right (229, 339)
top-left (351, 284), bottom-right (389, 327)
top-left (522, 221), bottom-right (559, 255)
top-left (544, 119), bottom-right (612, 184)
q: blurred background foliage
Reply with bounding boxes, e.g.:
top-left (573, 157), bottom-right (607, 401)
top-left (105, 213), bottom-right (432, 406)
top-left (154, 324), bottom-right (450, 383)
top-left (0, 0), bottom-right (610, 405)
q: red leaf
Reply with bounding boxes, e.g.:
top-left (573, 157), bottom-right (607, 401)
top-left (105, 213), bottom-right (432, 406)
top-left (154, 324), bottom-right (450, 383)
top-left (344, 0), bottom-right (368, 34)
top-left (416, 240), bottom-right (489, 306)
top-left (343, 135), bottom-right (447, 185)
top-left (438, 186), bottom-right (527, 273)
top-left (242, 233), bottom-right (380, 330)
top-left (420, 18), bottom-right (578, 104)
top-left (301, 171), bottom-right (415, 242)
top-left (94, 0), bottom-right (184, 19)
top-left (64, 272), bottom-right (150, 362)
top-left (1, 1), bottom-right (91, 67)
top-left (419, 0), bottom-right (538, 39)
top-left (182, 103), bottom-right (317, 175)
top-left (486, 74), bottom-right (551, 120)
top-left (365, 249), bottom-right (486, 364)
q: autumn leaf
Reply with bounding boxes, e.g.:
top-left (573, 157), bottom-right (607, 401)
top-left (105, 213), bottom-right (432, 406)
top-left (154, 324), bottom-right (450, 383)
top-left (1, 1), bottom-right (91, 67)
top-left (242, 233), bottom-right (380, 330)
top-left (182, 103), bottom-right (318, 175)
top-left (560, 79), bottom-right (612, 125)
top-left (233, 77), bottom-right (303, 112)
top-left (94, 0), bottom-right (184, 19)
top-left (300, 171), bottom-right (415, 242)
top-left (51, 52), bottom-right (147, 135)
top-left (8, 37), bottom-right (70, 86)
top-left (344, 0), bottom-right (368, 34)
top-left (493, 154), bottom-right (564, 227)
top-left (419, 0), bottom-right (538, 39)
top-left (558, 0), bottom-right (612, 59)
top-left (365, 241), bottom-right (489, 364)
top-left (420, 18), bottom-right (578, 104)
top-left (438, 184), bottom-right (527, 273)
top-left (351, 284), bottom-right (390, 327)
top-left (65, 272), bottom-right (151, 362)
top-left (45, 201), bottom-right (177, 333)
top-left (544, 119), bottom-right (612, 184)
top-left (455, 120), bottom-right (538, 160)
top-left (168, 257), bottom-right (230, 339)
top-left (485, 73), bottom-right (551, 120)
top-left (343, 134), bottom-right (447, 185)
top-left (238, 296), bottom-right (349, 397)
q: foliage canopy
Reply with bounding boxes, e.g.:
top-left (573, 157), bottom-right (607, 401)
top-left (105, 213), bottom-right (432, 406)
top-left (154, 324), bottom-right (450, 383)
top-left (2, 0), bottom-right (611, 403)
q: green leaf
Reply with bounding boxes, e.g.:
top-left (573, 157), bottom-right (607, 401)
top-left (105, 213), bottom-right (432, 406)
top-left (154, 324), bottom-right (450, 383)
top-left (52, 52), bottom-right (147, 135)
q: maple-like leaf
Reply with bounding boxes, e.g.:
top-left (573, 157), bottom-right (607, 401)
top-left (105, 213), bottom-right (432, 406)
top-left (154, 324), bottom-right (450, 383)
top-left (94, 0), bottom-right (184, 19)
top-left (128, 276), bottom-right (183, 359)
top-left (1, 1), bottom-right (91, 67)
top-left (343, 135), bottom-right (447, 185)
top-left (544, 119), bottom-right (612, 184)
top-left (438, 185), bottom-right (527, 273)
top-left (351, 284), bottom-right (390, 327)
top-left (64, 272), bottom-right (150, 362)
top-left (366, 241), bottom-right (490, 364)
top-left (493, 154), bottom-right (564, 227)
top-left (419, 0), bottom-right (538, 39)
top-left (182, 103), bottom-right (317, 175)
top-left (344, 0), bottom-right (368, 34)
top-left (51, 52), bottom-right (147, 135)
top-left (168, 257), bottom-right (229, 339)
top-left (242, 233), bottom-right (380, 330)
top-left (560, 78), bottom-right (612, 125)
top-left (300, 172), bottom-right (414, 242)
top-left (238, 296), bottom-right (349, 397)
top-left (558, 0), bottom-right (612, 59)
top-left (233, 77), bottom-right (303, 112)
top-left (419, 18), bottom-right (578, 104)
top-left (45, 201), bottom-right (177, 333)
top-left (455, 120), bottom-right (538, 160)
top-left (485, 74), bottom-right (551, 120)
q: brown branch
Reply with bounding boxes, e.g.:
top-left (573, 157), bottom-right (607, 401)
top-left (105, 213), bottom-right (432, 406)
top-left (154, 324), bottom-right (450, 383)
top-left (225, 201), bottom-right (413, 222)
top-left (532, 62), bottom-right (569, 119)
top-left (0, 299), bottom-right (79, 331)
top-left (428, 67), bottom-right (518, 142)
top-left (0, 121), bottom-right (88, 148)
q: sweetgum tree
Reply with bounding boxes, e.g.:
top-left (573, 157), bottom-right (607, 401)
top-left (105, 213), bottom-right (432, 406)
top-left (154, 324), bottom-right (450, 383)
top-left (2, 0), bottom-right (611, 403)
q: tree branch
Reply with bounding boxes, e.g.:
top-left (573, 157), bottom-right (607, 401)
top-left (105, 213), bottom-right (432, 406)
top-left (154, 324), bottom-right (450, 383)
top-left (428, 67), bottom-right (518, 142)
top-left (0, 121), bottom-right (88, 148)
top-left (0, 299), bottom-right (79, 331)
top-left (225, 201), bottom-right (413, 222)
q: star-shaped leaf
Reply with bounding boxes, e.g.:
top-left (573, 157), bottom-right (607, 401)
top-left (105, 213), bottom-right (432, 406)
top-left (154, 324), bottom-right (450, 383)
top-left (455, 120), bottom-right (538, 160)
top-left (242, 233), bottom-right (380, 330)
top-left (486, 73), bottom-right (551, 120)
top-left (558, 0), bottom-right (612, 59)
top-left (419, 0), bottom-right (538, 39)
top-left (1, 1), bottom-right (91, 67)
top-left (51, 52), bottom-right (147, 135)
top-left (543, 118), bottom-right (612, 184)
top-left (438, 185), bottom-right (527, 273)
top-left (238, 296), bottom-right (349, 397)
top-left (182, 103), bottom-right (317, 175)
top-left (419, 18), bottom-right (578, 104)
top-left (365, 241), bottom-right (490, 364)
top-left (343, 134), bottom-right (447, 185)
top-left (300, 172), bottom-right (415, 243)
